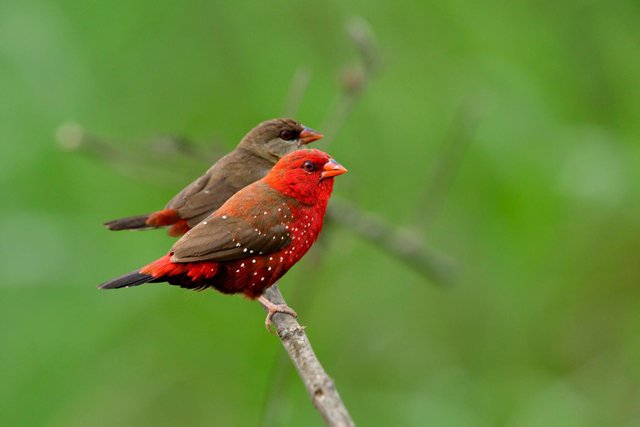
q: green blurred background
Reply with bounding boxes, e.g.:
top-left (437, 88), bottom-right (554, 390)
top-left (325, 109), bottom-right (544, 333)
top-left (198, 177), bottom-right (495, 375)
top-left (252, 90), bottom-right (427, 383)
top-left (2, 0), bottom-right (640, 426)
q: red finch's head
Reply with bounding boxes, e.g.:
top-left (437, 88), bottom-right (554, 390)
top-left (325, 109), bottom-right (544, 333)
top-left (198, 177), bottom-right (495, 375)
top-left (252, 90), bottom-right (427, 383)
top-left (263, 149), bottom-right (347, 205)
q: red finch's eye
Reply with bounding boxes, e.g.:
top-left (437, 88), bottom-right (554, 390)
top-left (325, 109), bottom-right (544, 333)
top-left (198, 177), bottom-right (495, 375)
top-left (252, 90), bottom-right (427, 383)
top-left (279, 129), bottom-right (298, 141)
top-left (302, 161), bottom-right (316, 172)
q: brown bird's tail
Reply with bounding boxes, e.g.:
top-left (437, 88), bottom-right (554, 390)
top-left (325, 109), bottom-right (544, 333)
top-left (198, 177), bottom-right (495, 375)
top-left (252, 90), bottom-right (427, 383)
top-left (104, 214), bottom-right (152, 231)
top-left (104, 209), bottom-right (187, 235)
top-left (98, 270), bottom-right (155, 289)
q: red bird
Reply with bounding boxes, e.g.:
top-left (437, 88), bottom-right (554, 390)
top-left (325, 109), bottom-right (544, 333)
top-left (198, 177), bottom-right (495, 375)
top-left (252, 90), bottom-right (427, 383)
top-left (104, 118), bottom-right (324, 236)
top-left (99, 149), bottom-right (347, 329)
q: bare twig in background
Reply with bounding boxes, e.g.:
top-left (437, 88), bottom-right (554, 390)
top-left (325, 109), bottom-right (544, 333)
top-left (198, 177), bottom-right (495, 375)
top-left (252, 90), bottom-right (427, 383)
top-left (259, 286), bottom-right (355, 427)
top-left (415, 95), bottom-right (486, 229)
top-left (282, 67), bottom-right (312, 118)
top-left (57, 122), bottom-right (137, 162)
top-left (56, 122), bottom-right (221, 188)
top-left (321, 17), bottom-right (380, 147)
top-left (328, 197), bottom-right (454, 284)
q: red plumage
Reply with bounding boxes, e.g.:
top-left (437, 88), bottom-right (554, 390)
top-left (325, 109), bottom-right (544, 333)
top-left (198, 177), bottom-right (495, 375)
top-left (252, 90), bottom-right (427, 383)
top-left (99, 149), bottom-right (347, 328)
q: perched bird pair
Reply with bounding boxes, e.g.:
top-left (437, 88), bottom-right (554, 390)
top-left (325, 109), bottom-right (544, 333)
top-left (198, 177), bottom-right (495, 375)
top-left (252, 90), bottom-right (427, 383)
top-left (99, 119), bottom-right (347, 329)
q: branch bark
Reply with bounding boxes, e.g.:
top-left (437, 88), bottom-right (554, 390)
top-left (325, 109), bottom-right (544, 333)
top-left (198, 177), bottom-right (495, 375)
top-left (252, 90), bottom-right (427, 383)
top-left (260, 285), bottom-right (355, 427)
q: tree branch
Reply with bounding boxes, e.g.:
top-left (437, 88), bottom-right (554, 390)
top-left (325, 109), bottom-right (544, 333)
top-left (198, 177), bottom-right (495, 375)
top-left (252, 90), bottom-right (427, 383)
top-left (327, 197), bottom-right (454, 285)
top-left (259, 286), bottom-right (355, 427)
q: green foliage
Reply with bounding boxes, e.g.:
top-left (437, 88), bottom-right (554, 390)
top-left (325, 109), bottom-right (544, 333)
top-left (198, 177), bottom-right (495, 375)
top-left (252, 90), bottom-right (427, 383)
top-left (2, 0), bottom-right (640, 425)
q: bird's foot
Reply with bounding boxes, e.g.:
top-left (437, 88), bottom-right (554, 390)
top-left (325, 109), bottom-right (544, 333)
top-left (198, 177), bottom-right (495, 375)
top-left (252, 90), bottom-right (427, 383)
top-left (257, 296), bottom-right (298, 333)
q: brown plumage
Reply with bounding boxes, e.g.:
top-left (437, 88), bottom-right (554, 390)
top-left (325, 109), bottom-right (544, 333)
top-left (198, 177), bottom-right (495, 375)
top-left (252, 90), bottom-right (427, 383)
top-left (104, 118), bottom-right (323, 236)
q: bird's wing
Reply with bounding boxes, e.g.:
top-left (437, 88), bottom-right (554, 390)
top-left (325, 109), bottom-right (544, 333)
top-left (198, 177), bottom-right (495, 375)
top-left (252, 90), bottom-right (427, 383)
top-left (170, 216), bottom-right (292, 263)
top-left (163, 168), bottom-right (233, 221)
top-left (164, 171), bottom-right (214, 211)
top-left (165, 151), bottom-right (272, 227)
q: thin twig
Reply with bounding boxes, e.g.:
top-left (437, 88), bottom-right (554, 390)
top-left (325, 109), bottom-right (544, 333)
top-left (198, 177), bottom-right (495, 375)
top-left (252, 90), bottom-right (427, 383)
top-left (281, 67), bottom-right (312, 118)
top-left (415, 95), bottom-right (485, 229)
top-left (259, 286), bottom-right (355, 427)
top-left (328, 197), bottom-right (455, 285)
top-left (321, 17), bottom-right (380, 147)
top-left (258, 257), bottom-right (324, 427)
top-left (56, 122), bottom-right (219, 188)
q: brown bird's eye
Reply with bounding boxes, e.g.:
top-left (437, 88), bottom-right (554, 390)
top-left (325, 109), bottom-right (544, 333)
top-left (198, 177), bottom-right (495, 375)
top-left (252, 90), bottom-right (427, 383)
top-left (302, 161), bottom-right (316, 172)
top-left (279, 129), bottom-right (298, 141)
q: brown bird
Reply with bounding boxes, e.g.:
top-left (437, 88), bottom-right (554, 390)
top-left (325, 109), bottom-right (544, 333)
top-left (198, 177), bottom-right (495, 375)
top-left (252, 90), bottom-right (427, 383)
top-left (99, 149), bottom-right (347, 330)
top-left (104, 118), bottom-right (324, 236)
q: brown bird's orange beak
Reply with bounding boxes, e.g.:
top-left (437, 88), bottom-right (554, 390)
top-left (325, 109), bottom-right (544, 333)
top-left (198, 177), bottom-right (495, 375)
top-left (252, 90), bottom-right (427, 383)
top-left (321, 159), bottom-right (347, 179)
top-left (299, 126), bottom-right (324, 144)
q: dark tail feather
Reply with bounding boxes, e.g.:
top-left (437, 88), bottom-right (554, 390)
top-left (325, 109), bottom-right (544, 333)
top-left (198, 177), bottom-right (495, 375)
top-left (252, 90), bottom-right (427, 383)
top-left (98, 270), bottom-right (155, 290)
top-left (104, 214), bottom-right (152, 231)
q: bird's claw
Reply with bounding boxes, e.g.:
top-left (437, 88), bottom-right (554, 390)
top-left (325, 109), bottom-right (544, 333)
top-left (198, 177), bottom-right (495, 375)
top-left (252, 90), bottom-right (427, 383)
top-left (264, 304), bottom-right (298, 333)
top-left (258, 296), bottom-right (298, 333)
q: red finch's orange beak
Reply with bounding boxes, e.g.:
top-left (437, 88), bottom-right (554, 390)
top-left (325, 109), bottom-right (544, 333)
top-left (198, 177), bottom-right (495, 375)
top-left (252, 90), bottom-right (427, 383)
top-left (299, 126), bottom-right (324, 144)
top-left (321, 159), bottom-right (347, 179)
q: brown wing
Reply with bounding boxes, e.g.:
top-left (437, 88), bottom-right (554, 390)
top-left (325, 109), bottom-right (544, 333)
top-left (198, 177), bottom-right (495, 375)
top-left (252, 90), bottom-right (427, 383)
top-left (170, 216), bottom-right (292, 263)
top-left (165, 170), bottom-right (236, 227)
top-left (165, 150), bottom-right (274, 227)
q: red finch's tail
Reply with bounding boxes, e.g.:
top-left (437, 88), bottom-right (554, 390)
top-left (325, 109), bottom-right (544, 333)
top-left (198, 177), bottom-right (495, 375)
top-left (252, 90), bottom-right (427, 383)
top-left (98, 270), bottom-right (155, 289)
